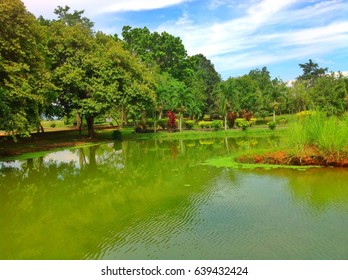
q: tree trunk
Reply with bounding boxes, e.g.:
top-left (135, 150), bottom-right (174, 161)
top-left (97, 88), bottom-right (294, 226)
top-left (179, 112), bottom-right (183, 132)
top-left (76, 111), bottom-right (82, 135)
top-left (273, 110), bottom-right (276, 122)
top-left (86, 115), bottom-right (94, 138)
top-left (224, 112), bottom-right (227, 130)
top-left (153, 111), bottom-right (157, 133)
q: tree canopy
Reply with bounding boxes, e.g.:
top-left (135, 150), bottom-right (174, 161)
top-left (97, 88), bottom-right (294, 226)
top-left (1, 1), bottom-right (347, 138)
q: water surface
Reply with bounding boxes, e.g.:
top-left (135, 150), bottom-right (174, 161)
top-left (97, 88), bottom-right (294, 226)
top-left (1, 138), bottom-right (348, 259)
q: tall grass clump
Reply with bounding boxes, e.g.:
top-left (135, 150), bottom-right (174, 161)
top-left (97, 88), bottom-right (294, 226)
top-left (314, 117), bottom-right (348, 158)
top-left (287, 120), bottom-right (309, 162)
top-left (288, 112), bottom-right (348, 160)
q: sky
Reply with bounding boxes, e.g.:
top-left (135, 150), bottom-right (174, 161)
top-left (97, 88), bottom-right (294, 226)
top-left (22, 0), bottom-right (348, 81)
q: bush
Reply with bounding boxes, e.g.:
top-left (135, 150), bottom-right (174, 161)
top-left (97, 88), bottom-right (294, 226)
top-left (211, 120), bottom-right (223, 131)
top-left (227, 112), bottom-right (238, 128)
top-left (184, 120), bottom-right (195, 130)
top-left (239, 121), bottom-right (249, 130)
top-left (267, 121), bottom-right (277, 130)
top-left (296, 110), bottom-right (316, 119)
top-left (167, 111), bottom-right (177, 132)
top-left (249, 117), bottom-right (257, 126)
top-left (146, 118), bottom-right (154, 128)
top-left (112, 130), bottom-right (122, 140)
top-left (50, 122), bottom-right (56, 128)
top-left (203, 114), bottom-right (211, 121)
top-left (198, 121), bottom-right (212, 129)
top-left (235, 118), bottom-right (245, 127)
top-left (157, 118), bottom-right (168, 129)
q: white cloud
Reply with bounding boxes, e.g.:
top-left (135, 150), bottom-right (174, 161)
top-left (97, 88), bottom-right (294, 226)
top-left (22, 0), bottom-right (191, 18)
top-left (157, 0), bottom-right (348, 78)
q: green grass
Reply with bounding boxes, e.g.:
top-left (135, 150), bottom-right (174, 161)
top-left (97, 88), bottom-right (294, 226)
top-left (286, 113), bottom-right (348, 159)
top-left (41, 120), bottom-right (67, 129)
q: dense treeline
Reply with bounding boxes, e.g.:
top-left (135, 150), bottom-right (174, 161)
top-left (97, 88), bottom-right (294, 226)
top-left (1, 0), bottom-right (347, 138)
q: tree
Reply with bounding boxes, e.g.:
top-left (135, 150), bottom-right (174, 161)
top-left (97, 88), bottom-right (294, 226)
top-left (168, 79), bottom-right (193, 132)
top-left (214, 78), bottom-right (240, 130)
top-left (289, 80), bottom-right (312, 112)
top-left (298, 59), bottom-right (328, 83)
top-left (0, 0), bottom-right (53, 137)
top-left (309, 73), bottom-right (347, 115)
top-left (185, 54), bottom-right (221, 115)
top-left (46, 8), bottom-right (155, 137)
top-left (122, 26), bottom-right (189, 81)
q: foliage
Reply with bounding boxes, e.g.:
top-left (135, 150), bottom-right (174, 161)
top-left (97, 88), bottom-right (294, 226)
top-left (227, 112), bottom-right (238, 128)
top-left (298, 59), bottom-right (328, 81)
top-left (166, 111), bottom-right (177, 131)
top-left (112, 130), bottom-right (122, 141)
top-left (211, 120), bottom-right (223, 131)
top-left (198, 121), bottom-right (212, 129)
top-left (287, 113), bottom-right (348, 160)
top-left (0, 0), bottom-right (54, 137)
top-left (267, 121), bottom-right (277, 130)
top-left (184, 120), bottom-right (195, 130)
top-left (296, 110), bottom-right (317, 118)
top-left (157, 118), bottom-right (168, 129)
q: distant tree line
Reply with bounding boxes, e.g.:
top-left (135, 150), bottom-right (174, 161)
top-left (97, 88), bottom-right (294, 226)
top-left (1, 0), bottom-right (347, 138)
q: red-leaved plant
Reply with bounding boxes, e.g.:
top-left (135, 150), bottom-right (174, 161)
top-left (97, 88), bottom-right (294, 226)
top-left (166, 111), bottom-right (177, 132)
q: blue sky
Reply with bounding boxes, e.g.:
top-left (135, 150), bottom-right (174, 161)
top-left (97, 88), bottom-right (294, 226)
top-left (23, 0), bottom-right (348, 81)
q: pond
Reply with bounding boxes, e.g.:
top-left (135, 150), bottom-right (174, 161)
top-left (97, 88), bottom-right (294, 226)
top-left (1, 137), bottom-right (348, 260)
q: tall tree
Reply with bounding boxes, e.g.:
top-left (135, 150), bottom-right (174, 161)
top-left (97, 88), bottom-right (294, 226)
top-left (0, 0), bottom-right (53, 137)
top-left (46, 8), bottom-right (155, 137)
top-left (298, 59), bottom-right (328, 82)
top-left (185, 54), bottom-right (221, 115)
top-left (122, 26), bottom-right (189, 81)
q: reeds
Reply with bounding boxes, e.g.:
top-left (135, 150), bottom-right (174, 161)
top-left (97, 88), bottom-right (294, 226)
top-left (287, 113), bottom-right (348, 160)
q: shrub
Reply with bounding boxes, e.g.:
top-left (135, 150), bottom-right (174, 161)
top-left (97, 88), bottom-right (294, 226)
top-left (167, 111), bottom-right (177, 131)
top-left (211, 120), bottom-right (223, 131)
top-left (157, 118), bottom-right (168, 129)
top-left (296, 110), bottom-right (316, 119)
top-left (239, 121), bottom-right (249, 130)
top-left (184, 120), bottom-right (195, 130)
top-left (267, 121), bottom-right (277, 130)
top-left (146, 118), bottom-right (154, 128)
top-left (198, 121), bottom-right (212, 129)
top-left (50, 122), bottom-right (56, 128)
top-left (249, 117), bottom-right (257, 126)
top-left (227, 112), bottom-right (238, 128)
top-left (235, 118), bottom-right (245, 127)
top-left (241, 110), bottom-right (254, 121)
top-left (112, 130), bottom-right (122, 140)
top-left (203, 114), bottom-right (211, 121)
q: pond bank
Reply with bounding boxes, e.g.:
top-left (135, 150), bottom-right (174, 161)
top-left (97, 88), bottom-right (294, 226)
top-left (0, 127), bottom-right (277, 160)
top-left (236, 147), bottom-right (348, 167)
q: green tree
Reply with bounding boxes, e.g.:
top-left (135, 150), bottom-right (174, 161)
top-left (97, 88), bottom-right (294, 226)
top-left (168, 80), bottom-right (193, 132)
top-left (185, 54), bottom-right (221, 114)
top-left (298, 59), bottom-right (328, 82)
top-left (122, 26), bottom-right (189, 81)
top-left (214, 78), bottom-right (240, 130)
top-left (46, 8), bottom-right (155, 137)
top-left (0, 0), bottom-right (53, 137)
top-left (309, 73), bottom-right (347, 115)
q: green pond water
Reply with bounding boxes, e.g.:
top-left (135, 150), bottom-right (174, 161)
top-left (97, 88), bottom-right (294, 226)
top-left (1, 137), bottom-right (348, 260)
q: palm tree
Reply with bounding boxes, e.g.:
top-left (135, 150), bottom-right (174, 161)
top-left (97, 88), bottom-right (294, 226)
top-left (170, 82), bottom-right (194, 132)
